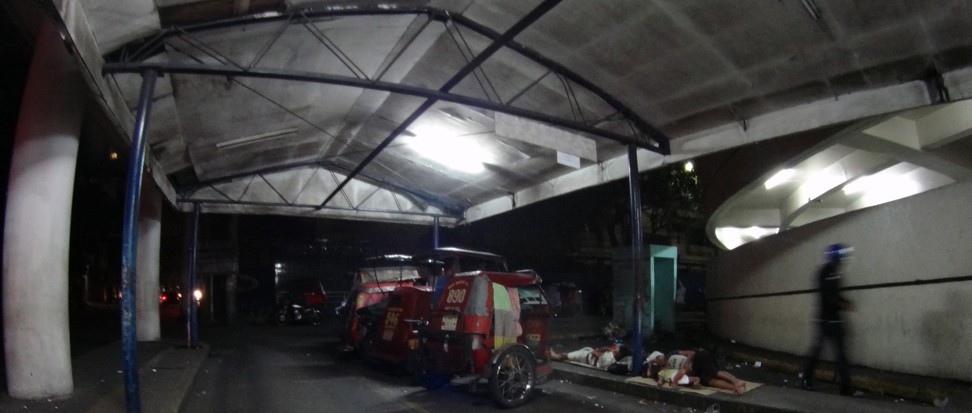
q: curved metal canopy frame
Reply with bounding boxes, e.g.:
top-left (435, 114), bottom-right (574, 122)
top-left (103, 2), bottom-right (671, 219)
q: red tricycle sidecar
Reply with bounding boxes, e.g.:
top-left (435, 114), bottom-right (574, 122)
top-left (410, 269), bottom-right (552, 408)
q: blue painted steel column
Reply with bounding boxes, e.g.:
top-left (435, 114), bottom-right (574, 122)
top-left (627, 145), bottom-right (645, 376)
top-left (433, 216), bottom-right (440, 249)
top-left (121, 69), bottom-right (158, 413)
top-left (187, 203), bottom-right (200, 348)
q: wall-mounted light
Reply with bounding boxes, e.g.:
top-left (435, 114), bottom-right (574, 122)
top-left (804, 170), bottom-right (845, 200)
top-left (845, 170), bottom-right (921, 207)
top-left (216, 127), bottom-right (298, 150)
top-left (764, 169), bottom-right (795, 189)
top-left (843, 175), bottom-right (874, 195)
top-left (715, 226), bottom-right (781, 250)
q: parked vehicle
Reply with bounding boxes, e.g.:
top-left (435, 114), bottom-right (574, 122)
top-left (274, 279), bottom-right (327, 326)
top-left (407, 252), bottom-right (553, 409)
top-left (545, 281), bottom-right (584, 317)
top-left (337, 255), bottom-right (428, 351)
top-left (350, 248), bottom-right (510, 364)
top-left (355, 284), bottom-right (433, 366)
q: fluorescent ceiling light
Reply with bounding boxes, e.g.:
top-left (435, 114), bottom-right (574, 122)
top-left (406, 127), bottom-right (493, 174)
top-left (764, 169), bottom-right (795, 189)
top-left (216, 127), bottom-right (298, 149)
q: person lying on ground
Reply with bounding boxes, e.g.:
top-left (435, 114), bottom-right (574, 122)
top-left (645, 349), bottom-right (747, 395)
top-left (642, 355), bottom-right (702, 389)
top-left (547, 344), bottom-right (631, 370)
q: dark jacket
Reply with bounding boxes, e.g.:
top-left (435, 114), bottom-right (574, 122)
top-left (817, 261), bottom-right (849, 321)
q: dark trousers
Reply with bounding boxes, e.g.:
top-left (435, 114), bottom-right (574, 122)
top-left (803, 320), bottom-right (851, 393)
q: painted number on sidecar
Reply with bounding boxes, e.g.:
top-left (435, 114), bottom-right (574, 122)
top-left (446, 288), bottom-right (467, 304)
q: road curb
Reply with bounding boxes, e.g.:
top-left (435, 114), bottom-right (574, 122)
top-left (551, 366), bottom-right (797, 413)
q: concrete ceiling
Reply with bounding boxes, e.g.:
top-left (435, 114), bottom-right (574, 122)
top-left (51, 0), bottom-right (972, 227)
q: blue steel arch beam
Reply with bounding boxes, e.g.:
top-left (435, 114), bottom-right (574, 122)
top-left (101, 63), bottom-right (662, 152)
top-left (179, 159), bottom-right (469, 217)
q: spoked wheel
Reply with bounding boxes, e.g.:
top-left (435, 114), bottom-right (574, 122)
top-left (309, 309), bottom-right (323, 326)
top-left (488, 346), bottom-right (537, 409)
top-left (273, 306), bottom-right (290, 326)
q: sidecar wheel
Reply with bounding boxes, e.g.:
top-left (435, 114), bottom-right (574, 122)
top-left (488, 346), bottom-right (536, 409)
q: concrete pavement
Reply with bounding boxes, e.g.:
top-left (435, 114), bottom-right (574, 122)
top-left (1, 314), bottom-right (969, 412)
top-left (0, 339), bottom-right (209, 413)
top-left (551, 361), bottom-right (963, 413)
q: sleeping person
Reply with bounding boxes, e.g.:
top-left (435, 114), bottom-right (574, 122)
top-left (643, 351), bottom-right (702, 389)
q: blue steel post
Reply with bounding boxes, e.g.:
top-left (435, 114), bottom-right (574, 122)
top-left (121, 69), bottom-right (157, 413)
top-left (188, 202), bottom-right (200, 347)
top-left (627, 145), bottom-right (645, 376)
top-left (433, 216), bottom-right (440, 249)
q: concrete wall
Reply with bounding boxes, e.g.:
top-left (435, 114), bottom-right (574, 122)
top-left (708, 179), bottom-right (972, 382)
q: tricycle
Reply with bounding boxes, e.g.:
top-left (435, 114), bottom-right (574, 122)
top-left (337, 255), bottom-right (428, 352)
top-left (348, 247), bottom-right (513, 361)
top-left (355, 284), bottom-right (432, 366)
top-left (408, 267), bottom-right (553, 408)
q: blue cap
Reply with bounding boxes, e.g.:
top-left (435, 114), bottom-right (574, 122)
top-left (825, 243), bottom-right (852, 262)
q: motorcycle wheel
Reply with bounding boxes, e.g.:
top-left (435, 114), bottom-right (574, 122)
top-left (488, 346), bottom-right (536, 409)
top-left (273, 306), bottom-right (290, 326)
top-left (309, 309), bottom-right (323, 326)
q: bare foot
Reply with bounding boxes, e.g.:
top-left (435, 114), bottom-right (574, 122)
top-left (733, 382), bottom-right (746, 395)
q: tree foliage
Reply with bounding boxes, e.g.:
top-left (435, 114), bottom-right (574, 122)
top-left (640, 164), bottom-right (702, 245)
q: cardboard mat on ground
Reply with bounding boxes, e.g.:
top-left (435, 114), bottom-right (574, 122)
top-left (624, 376), bottom-right (763, 396)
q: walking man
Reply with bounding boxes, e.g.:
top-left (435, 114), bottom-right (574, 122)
top-left (802, 243), bottom-right (855, 395)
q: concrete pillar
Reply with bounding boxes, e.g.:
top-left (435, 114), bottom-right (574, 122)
top-left (136, 181), bottom-right (162, 341)
top-left (225, 274), bottom-right (238, 325)
top-left (2, 21), bottom-right (82, 399)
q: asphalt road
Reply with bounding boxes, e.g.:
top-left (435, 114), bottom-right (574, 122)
top-left (179, 322), bottom-right (697, 413)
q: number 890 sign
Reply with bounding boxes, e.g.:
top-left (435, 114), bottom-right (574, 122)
top-left (445, 288), bottom-right (467, 304)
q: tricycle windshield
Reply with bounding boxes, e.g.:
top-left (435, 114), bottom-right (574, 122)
top-left (517, 285), bottom-right (547, 307)
top-left (356, 266), bottom-right (423, 285)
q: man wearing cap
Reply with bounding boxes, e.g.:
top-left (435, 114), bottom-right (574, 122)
top-left (802, 243), bottom-right (855, 395)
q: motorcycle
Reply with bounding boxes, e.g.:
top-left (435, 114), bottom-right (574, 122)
top-left (274, 302), bottom-right (323, 326)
